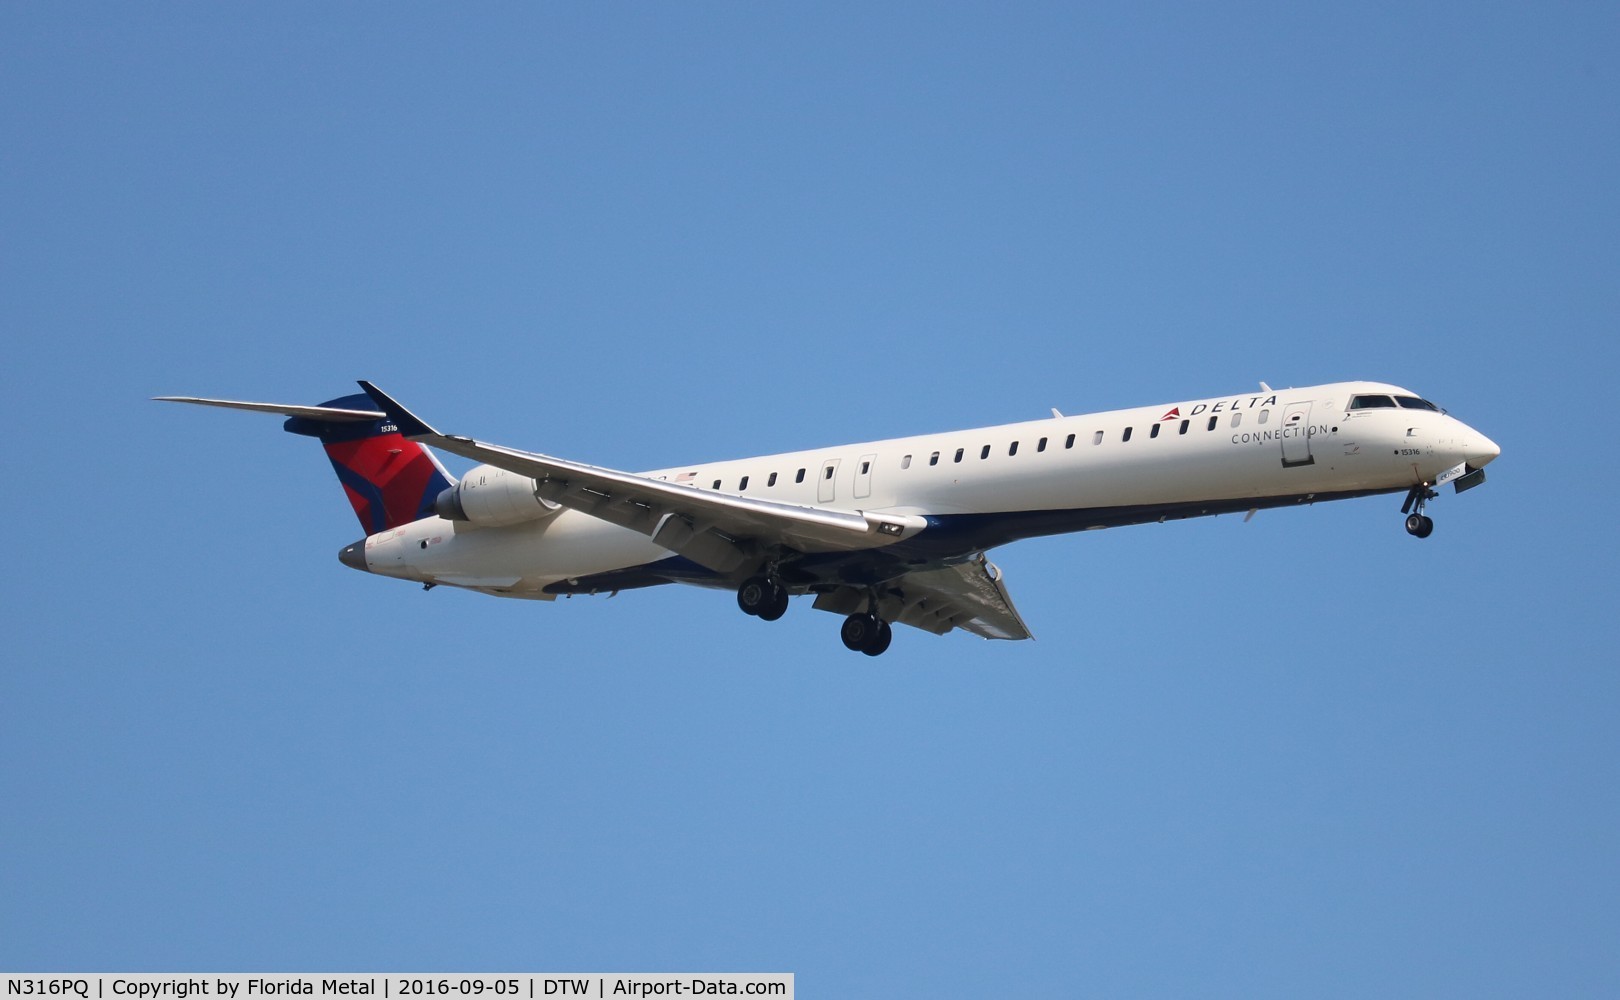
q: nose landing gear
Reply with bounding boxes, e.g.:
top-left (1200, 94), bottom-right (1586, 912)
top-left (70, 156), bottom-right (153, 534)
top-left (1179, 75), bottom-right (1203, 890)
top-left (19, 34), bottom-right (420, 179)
top-left (1401, 486), bottom-right (1437, 538)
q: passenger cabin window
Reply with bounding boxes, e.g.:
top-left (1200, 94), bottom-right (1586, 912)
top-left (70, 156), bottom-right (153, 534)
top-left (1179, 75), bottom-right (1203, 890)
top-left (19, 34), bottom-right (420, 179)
top-left (1037, 437), bottom-right (1048, 452)
top-left (1207, 416), bottom-right (1218, 431)
top-left (823, 466), bottom-right (835, 480)
top-left (859, 460), bottom-right (870, 474)
top-left (1258, 410), bottom-right (1269, 425)
top-left (795, 468), bottom-right (806, 483)
top-left (1122, 427), bottom-right (1133, 443)
top-left (1066, 433), bottom-right (1077, 449)
top-left (1150, 423), bottom-right (1161, 439)
top-left (1179, 419), bottom-right (1190, 434)
top-left (1008, 441), bottom-right (1019, 456)
top-left (1349, 394), bottom-right (1397, 409)
top-left (768, 472), bottom-right (778, 487)
top-left (712, 479), bottom-right (721, 490)
top-left (1396, 396), bottom-right (1441, 411)
top-left (980, 444), bottom-right (991, 460)
top-left (901, 455), bottom-right (912, 470)
top-left (929, 451), bottom-right (940, 466)
top-left (1230, 413), bottom-right (1242, 428)
top-left (739, 476), bottom-right (749, 491)
top-left (954, 448), bottom-right (965, 463)
top-left (1091, 431), bottom-right (1102, 445)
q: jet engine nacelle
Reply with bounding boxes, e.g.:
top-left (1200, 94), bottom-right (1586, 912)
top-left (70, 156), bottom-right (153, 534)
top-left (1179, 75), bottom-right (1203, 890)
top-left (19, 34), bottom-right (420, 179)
top-left (434, 465), bottom-right (561, 527)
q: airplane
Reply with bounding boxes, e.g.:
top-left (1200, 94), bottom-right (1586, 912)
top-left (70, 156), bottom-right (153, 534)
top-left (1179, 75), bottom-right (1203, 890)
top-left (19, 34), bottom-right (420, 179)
top-left (158, 380), bottom-right (1499, 655)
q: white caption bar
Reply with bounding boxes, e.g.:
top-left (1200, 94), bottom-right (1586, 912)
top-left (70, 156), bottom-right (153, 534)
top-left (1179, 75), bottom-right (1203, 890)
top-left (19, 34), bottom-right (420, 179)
top-left (2, 976), bottom-right (792, 1000)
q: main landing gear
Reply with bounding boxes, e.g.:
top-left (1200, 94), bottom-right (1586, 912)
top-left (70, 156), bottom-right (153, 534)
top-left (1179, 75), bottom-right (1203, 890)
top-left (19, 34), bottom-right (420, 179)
top-left (1402, 486), bottom-right (1437, 539)
top-left (840, 613), bottom-right (892, 657)
top-left (736, 575), bottom-right (790, 621)
top-left (737, 575), bottom-right (895, 656)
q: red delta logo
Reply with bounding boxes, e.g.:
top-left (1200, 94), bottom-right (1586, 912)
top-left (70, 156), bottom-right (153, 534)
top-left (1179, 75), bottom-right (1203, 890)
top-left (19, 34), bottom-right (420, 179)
top-left (1160, 407), bottom-right (1181, 421)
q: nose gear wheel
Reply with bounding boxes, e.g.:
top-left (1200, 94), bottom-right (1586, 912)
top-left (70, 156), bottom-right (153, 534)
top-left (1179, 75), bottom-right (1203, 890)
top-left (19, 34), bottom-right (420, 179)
top-left (1404, 512), bottom-right (1434, 538)
top-left (1401, 486), bottom-right (1438, 538)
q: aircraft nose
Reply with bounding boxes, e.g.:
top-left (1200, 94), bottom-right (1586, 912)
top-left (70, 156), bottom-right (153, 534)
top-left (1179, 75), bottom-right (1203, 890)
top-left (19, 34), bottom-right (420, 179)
top-left (338, 540), bottom-right (369, 572)
top-left (1468, 431), bottom-right (1501, 469)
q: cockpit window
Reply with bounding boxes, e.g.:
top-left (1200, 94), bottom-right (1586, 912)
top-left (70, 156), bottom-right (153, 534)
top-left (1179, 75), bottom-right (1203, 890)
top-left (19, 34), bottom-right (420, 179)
top-left (1395, 396), bottom-right (1441, 411)
top-left (1349, 394), bottom-right (1397, 409)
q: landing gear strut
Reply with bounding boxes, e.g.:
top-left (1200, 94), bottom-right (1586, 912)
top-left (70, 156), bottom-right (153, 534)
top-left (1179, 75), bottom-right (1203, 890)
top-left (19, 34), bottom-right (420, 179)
top-left (840, 613), bottom-right (892, 656)
top-left (737, 575), bottom-right (789, 621)
top-left (1402, 486), bottom-right (1437, 539)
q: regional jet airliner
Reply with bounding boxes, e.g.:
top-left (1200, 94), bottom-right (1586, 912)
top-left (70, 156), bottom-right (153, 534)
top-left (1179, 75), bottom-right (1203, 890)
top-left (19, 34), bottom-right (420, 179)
top-left (159, 380), bottom-right (1498, 655)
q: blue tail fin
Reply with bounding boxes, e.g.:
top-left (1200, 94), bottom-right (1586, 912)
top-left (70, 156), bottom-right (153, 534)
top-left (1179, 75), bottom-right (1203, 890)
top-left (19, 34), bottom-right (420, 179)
top-left (283, 394), bottom-right (454, 534)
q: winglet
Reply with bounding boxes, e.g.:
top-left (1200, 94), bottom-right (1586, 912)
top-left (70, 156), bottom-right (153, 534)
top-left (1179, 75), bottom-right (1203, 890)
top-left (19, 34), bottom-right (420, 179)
top-left (357, 381), bottom-right (440, 439)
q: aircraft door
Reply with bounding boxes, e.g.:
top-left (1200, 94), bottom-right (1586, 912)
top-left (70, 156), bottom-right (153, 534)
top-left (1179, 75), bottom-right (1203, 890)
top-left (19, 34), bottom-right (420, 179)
top-left (1280, 401), bottom-right (1315, 468)
top-left (853, 453), bottom-right (876, 500)
top-left (818, 458), bottom-right (841, 504)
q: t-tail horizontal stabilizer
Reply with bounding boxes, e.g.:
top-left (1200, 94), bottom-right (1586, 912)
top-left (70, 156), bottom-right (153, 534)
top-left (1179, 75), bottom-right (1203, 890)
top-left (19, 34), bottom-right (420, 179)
top-left (356, 381), bottom-right (441, 439)
top-left (155, 391), bottom-right (454, 534)
top-left (153, 395), bottom-right (383, 422)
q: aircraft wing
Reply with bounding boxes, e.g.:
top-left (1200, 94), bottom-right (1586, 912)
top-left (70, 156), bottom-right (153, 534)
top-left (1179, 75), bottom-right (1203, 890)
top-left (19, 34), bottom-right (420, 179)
top-left (812, 554), bottom-right (1034, 641)
top-left (357, 382), bottom-right (926, 573)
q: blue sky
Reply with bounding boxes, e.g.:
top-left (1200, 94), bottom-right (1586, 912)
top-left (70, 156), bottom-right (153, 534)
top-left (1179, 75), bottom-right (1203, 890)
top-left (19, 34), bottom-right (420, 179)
top-left (3, 3), bottom-right (1617, 996)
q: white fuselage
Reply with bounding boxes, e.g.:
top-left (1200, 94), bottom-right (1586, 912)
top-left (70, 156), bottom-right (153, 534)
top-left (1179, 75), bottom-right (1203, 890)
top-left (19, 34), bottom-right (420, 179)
top-left (356, 381), bottom-right (1498, 598)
